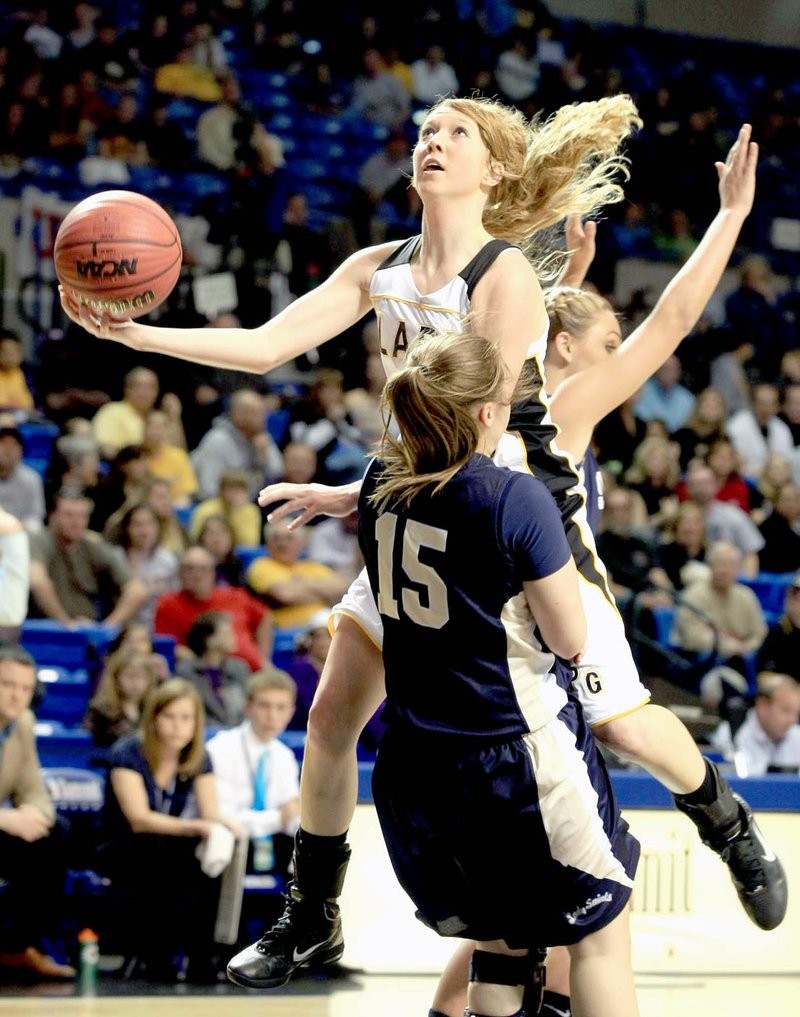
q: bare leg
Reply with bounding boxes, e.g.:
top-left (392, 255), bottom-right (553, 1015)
top-left (594, 704), bottom-right (705, 794)
top-left (300, 616), bottom-right (385, 835)
top-left (567, 904), bottom-right (638, 1017)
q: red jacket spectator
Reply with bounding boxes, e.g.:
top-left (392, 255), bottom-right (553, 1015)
top-left (155, 547), bottom-right (272, 671)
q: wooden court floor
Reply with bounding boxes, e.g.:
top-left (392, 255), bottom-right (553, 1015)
top-left (1, 973), bottom-right (798, 1016)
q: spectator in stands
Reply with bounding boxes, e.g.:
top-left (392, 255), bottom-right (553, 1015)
top-left (190, 468), bottom-right (262, 548)
top-left (197, 75), bottom-right (284, 175)
top-left (287, 369), bottom-right (366, 484)
top-left (92, 367), bottom-right (160, 459)
top-left (684, 464), bottom-right (763, 576)
top-left (653, 207), bottom-right (697, 263)
top-left (207, 668), bottom-right (300, 874)
top-left (657, 500), bottom-right (709, 592)
top-left (101, 679), bottom-right (238, 981)
top-left (705, 438), bottom-right (750, 513)
top-left (623, 435), bottom-right (680, 530)
top-left (141, 476), bottom-right (190, 557)
top-left (352, 129), bottom-right (412, 245)
top-left (79, 14), bottom-right (138, 90)
top-left (105, 621), bottom-right (171, 683)
top-left (134, 13), bottom-right (179, 73)
top-left (495, 34), bottom-right (540, 103)
top-left (110, 502), bottom-right (179, 629)
top-left (780, 383), bottom-right (800, 445)
top-left (757, 576), bottom-right (800, 681)
top-left (177, 611), bottom-right (250, 728)
top-left (281, 441), bottom-right (318, 485)
top-left (0, 646), bottom-right (75, 980)
top-left (710, 334), bottom-right (754, 417)
top-left (307, 511), bottom-right (362, 585)
top-left (285, 608), bottom-right (332, 732)
top-left (83, 648), bottom-right (160, 748)
top-left (97, 94), bottom-right (150, 164)
top-left (727, 383), bottom-right (793, 480)
top-left (21, 6), bottom-right (63, 61)
top-left (246, 520), bottom-right (349, 630)
top-left (155, 546), bottom-right (272, 671)
top-left (0, 425), bottom-right (45, 532)
top-left (595, 487), bottom-right (670, 613)
top-left (186, 19), bottom-right (228, 76)
top-left (144, 101), bottom-right (193, 170)
top-left (279, 193), bottom-right (332, 299)
top-left (725, 254), bottom-right (783, 382)
top-left (674, 541), bottom-right (767, 673)
top-left (143, 409), bottom-right (197, 507)
top-left (344, 349), bottom-right (385, 445)
top-left (750, 453), bottom-right (793, 524)
top-left (349, 48), bottom-right (410, 127)
top-left (64, 3), bottom-right (98, 55)
top-left (593, 392), bottom-right (647, 474)
top-left (48, 433), bottom-right (100, 510)
top-left (758, 485), bottom-right (800, 574)
top-left (197, 515), bottom-right (246, 588)
top-left (410, 44), bottom-right (459, 105)
top-left (29, 491), bottom-right (148, 626)
top-left (673, 387), bottom-right (728, 469)
top-left (635, 354), bottom-right (695, 432)
top-left (192, 390), bottom-right (282, 501)
top-left (0, 508), bottom-right (29, 626)
top-left (91, 444), bottom-right (150, 534)
top-left (710, 672), bottom-right (800, 776)
top-left (0, 331), bottom-right (34, 410)
top-left (154, 42), bottom-right (222, 102)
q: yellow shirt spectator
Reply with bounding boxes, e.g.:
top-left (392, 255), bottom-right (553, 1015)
top-left (190, 497), bottom-right (262, 547)
top-left (247, 556), bottom-right (339, 629)
top-left (0, 368), bottom-right (34, 410)
top-left (147, 444), bottom-right (198, 505)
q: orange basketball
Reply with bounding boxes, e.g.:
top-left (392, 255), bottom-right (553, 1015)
top-left (54, 190), bottom-right (182, 319)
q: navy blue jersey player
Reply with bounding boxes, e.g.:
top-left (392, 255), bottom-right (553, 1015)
top-left (359, 330), bottom-right (640, 1017)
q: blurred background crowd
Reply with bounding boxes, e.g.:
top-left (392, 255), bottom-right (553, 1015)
top-left (0, 0), bottom-right (799, 989)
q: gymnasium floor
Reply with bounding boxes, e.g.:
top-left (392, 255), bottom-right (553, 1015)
top-left (1, 970), bottom-right (798, 1016)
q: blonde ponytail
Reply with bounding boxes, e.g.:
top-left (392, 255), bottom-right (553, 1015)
top-left (371, 332), bottom-right (506, 512)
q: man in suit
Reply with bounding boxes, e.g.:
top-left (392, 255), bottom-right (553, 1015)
top-left (0, 645), bottom-right (75, 979)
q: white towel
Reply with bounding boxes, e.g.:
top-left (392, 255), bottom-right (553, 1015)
top-left (195, 822), bottom-right (235, 878)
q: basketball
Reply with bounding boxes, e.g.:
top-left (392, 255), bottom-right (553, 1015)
top-left (54, 190), bottom-right (182, 319)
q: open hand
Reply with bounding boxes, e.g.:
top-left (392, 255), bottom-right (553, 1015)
top-left (717, 123), bottom-right (758, 218)
top-left (58, 285), bottom-right (142, 349)
top-left (258, 481), bottom-right (360, 527)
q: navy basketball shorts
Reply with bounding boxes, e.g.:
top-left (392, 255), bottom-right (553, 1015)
top-left (372, 700), bottom-right (640, 949)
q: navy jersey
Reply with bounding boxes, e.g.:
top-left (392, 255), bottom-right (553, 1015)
top-left (582, 447), bottom-right (603, 533)
top-left (358, 454), bottom-right (573, 739)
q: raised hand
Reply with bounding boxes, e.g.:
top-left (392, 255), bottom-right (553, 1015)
top-left (560, 214), bottom-right (597, 288)
top-left (716, 123), bottom-right (758, 218)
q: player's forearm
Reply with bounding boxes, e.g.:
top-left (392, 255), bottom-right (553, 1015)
top-left (132, 323), bottom-right (274, 373)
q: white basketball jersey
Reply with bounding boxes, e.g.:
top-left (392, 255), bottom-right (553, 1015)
top-left (369, 235), bottom-right (548, 377)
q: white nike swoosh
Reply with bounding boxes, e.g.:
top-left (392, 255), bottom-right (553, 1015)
top-left (752, 825), bottom-right (777, 863)
top-left (292, 941), bottom-right (329, 963)
top-left (546, 1007), bottom-right (571, 1017)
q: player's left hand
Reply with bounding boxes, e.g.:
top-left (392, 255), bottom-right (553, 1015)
top-left (716, 123), bottom-right (758, 218)
top-left (560, 214), bottom-right (597, 288)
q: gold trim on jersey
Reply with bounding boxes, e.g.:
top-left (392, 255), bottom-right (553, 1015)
top-left (587, 696), bottom-right (651, 728)
top-left (330, 606), bottom-right (384, 651)
top-left (370, 294), bottom-right (467, 316)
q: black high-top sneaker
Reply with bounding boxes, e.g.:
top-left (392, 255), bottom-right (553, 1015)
top-left (227, 833), bottom-right (350, 988)
top-left (674, 761), bottom-right (787, 931)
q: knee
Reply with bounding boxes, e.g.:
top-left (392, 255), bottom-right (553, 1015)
top-left (594, 713), bottom-right (649, 761)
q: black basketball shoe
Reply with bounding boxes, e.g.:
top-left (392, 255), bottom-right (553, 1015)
top-left (226, 885), bottom-right (344, 989)
top-left (675, 763), bottom-right (787, 931)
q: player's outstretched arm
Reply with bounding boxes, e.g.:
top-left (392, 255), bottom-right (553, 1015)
top-left (258, 480), bottom-right (362, 529)
top-left (59, 241), bottom-right (402, 375)
top-left (552, 123), bottom-right (758, 458)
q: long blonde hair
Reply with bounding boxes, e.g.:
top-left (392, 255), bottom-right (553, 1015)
top-left (544, 285), bottom-right (614, 344)
top-left (370, 331), bottom-right (506, 512)
top-left (417, 95), bottom-right (641, 258)
top-left (141, 678), bottom-right (206, 778)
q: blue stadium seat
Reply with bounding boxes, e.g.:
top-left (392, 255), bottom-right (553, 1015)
top-left (22, 621), bottom-right (90, 669)
top-left (36, 667), bottom-right (91, 727)
top-left (19, 420), bottom-right (58, 461)
top-left (238, 545), bottom-right (266, 572)
top-left (651, 604), bottom-right (676, 646)
top-left (35, 724), bottom-right (95, 769)
top-left (291, 159), bottom-right (328, 181)
top-left (183, 171), bottom-right (230, 199)
top-left (174, 504), bottom-right (193, 529)
top-left (741, 572), bottom-right (794, 618)
top-left (279, 728), bottom-right (306, 764)
top-left (272, 626), bottom-right (304, 671)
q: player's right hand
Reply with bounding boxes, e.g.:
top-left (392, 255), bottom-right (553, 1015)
top-left (258, 481), bottom-right (361, 528)
top-left (58, 285), bottom-right (139, 346)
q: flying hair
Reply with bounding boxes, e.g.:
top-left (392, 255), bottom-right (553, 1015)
top-left (370, 331), bottom-right (507, 513)
top-left (418, 94), bottom-right (641, 269)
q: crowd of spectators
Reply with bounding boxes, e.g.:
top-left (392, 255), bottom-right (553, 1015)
top-left (0, 0), bottom-right (799, 988)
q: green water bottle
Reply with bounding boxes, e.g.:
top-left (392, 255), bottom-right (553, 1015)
top-left (78, 928), bottom-right (99, 993)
